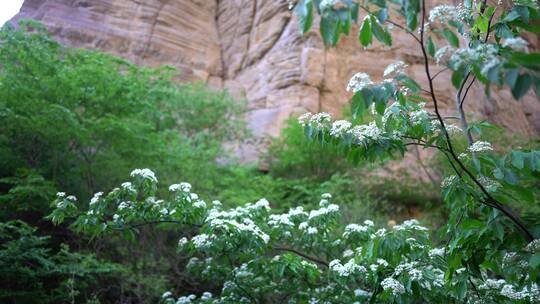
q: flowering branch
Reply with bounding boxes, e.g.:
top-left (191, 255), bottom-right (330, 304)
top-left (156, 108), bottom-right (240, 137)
top-left (419, 0), bottom-right (533, 242)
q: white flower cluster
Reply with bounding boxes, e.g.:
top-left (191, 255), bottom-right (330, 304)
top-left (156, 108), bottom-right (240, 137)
top-left (440, 175), bottom-right (457, 189)
top-left (207, 217), bottom-right (270, 244)
top-left (394, 219), bottom-right (429, 232)
top-left (342, 223), bottom-right (369, 238)
top-left (450, 44), bottom-right (499, 76)
top-left (435, 46), bottom-right (455, 65)
top-left (192, 234), bottom-right (212, 249)
top-left (346, 72), bottom-right (373, 93)
top-left (478, 176), bottom-right (501, 193)
top-left (383, 61), bottom-right (408, 78)
top-left (308, 204), bottom-right (339, 220)
top-left (468, 141), bottom-right (493, 153)
top-left (410, 109), bottom-right (430, 126)
top-left (429, 4), bottom-right (468, 23)
top-left (428, 247), bottom-right (445, 258)
top-left (169, 182), bottom-right (192, 193)
top-left (329, 259), bottom-right (366, 277)
top-left (369, 258), bottom-right (389, 272)
top-left (394, 261), bottom-right (419, 276)
top-left (502, 37), bottom-right (529, 52)
top-left (370, 228), bottom-right (387, 239)
top-left (526, 239), bottom-right (540, 252)
top-left (381, 277), bottom-right (406, 295)
top-left (299, 112), bottom-right (333, 129)
top-left (130, 168), bottom-right (158, 183)
top-left (311, 112), bottom-right (332, 128)
top-left (354, 288), bottom-right (371, 298)
top-left (500, 284), bottom-right (538, 301)
top-left (89, 192), bottom-right (103, 206)
top-left (330, 120), bottom-right (352, 137)
top-left (350, 122), bottom-right (382, 142)
top-left (298, 112), bottom-right (312, 126)
top-left (268, 213), bottom-right (295, 227)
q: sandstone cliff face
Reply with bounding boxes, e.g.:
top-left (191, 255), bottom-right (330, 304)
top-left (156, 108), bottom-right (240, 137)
top-left (13, 0), bottom-right (540, 160)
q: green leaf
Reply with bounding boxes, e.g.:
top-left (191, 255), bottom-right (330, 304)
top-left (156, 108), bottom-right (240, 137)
top-left (451, 69), bottom-right (466, 89)
top-left (504, 68), bottom-right (519, 89)
top-left (351, 91), bottom-right (367, 118)
top-left (294, 0), bottom-right (314, 34)
top-left (395, 74), bottom-right (421, 92)
top-left (530, 253), bottom-right (540, 268)
top-left (443, 28), bottom-right (459, 47)
top-left (370, 16), bottom-right (392, 46)
top-left (359, 17), bottom-right (372, 47)
top-left (320, 16), bottom-right (340, 46)
top-left (461, 219), bottom-right (484, 230)
top-left (427, 37), bottom-right (436, 57)
top-left (511, 73), bottom-right (533, 100)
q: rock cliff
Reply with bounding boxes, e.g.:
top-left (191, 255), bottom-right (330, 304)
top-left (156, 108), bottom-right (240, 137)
top-left (13, 0), bottom-right (540, 160)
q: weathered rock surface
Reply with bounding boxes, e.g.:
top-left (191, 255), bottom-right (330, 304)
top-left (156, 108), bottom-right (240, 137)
top-left (13, 0), bottom-right (540, 161)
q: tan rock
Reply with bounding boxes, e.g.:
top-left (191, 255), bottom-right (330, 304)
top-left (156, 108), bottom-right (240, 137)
top-left (13, 0), bottom-right (540, 164)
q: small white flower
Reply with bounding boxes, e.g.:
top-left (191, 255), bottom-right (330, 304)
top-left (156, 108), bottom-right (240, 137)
top-left (478, 176), bottom-right (501, 193)
top-left (381, 277), bottom-right (405, 295)
top-left (330, 120), bottom-right (352, 137)
top-left (502, 37), bottom-right (529, 52)
top-left (383, 61), bottom-right (408, 78)
top-left (162, 291), bottom-right (172, 299)
top-left (298, 112), bottom-right (313, 126)
top-left (178, 237), bottom-right (188, 247)
top-left (343, 249), bottom-right (354, 258)
top-left (130, 168), bottom-right (158, 183)
top-left (321, 193), bottom-right (332, 199)
top-left (309, 112), bottom-right (332, 129)
top-left (307, 227), bottom-right (318, 234)
top-left (89, 192), bottom-right (103, 206)
top-left (429, 247), bottom-right (445, 258)
top-left (347, 72), bottom-right (373, 93)
top-left (441, 175), bottom-right (457, 188)
top-left (56, 192), bottom-right (66, 198)
top-left (468, 141), bottom-right (493, 153)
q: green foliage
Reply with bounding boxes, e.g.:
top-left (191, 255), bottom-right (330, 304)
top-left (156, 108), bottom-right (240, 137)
top-left (0, 20), bottom-right (246, 303)
top-left (266, 119), bottom-right (349, 180)
top-left (0, 220), bottom-right (119, 303)
top-left (0, 20), bottom-right (245, 205)
top-left (52, 170), bottom-right (540, 303)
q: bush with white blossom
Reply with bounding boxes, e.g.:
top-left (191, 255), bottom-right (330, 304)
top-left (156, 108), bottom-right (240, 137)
top-left (49, 168), bottom-right (540, 303)
top-left (49, 0), bottom-right (540, 302)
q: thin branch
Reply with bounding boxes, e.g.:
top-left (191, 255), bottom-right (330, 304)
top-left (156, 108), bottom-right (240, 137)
top-left (111, 220), bottom-right (202, 231)
top-left (273, 246), bottom-right (329, 267)
top-left (413, 145), bottom-right (439, 188)
top-left (430, 67), bottom-right (450, 81)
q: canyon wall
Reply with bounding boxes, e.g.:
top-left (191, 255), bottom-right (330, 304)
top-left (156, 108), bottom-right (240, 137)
top-left (13, 0), bottom-right (540, 160)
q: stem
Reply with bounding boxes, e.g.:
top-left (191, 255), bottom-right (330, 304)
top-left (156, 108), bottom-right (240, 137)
top-left (358, 4), bottom-right (422, 44)
top-left (273, 246), bottom-right (329, 267)
top-left (419, 0), bottom-right (533, 242)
